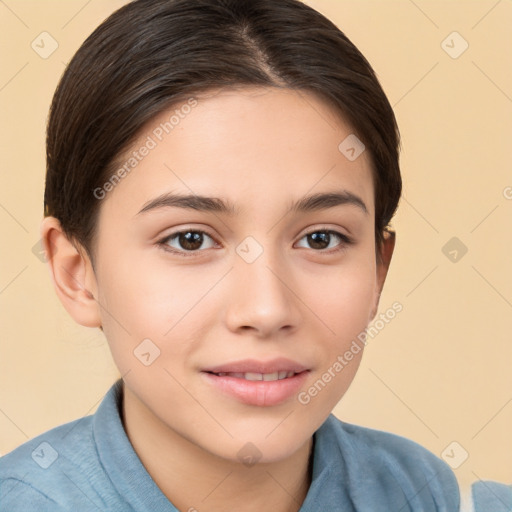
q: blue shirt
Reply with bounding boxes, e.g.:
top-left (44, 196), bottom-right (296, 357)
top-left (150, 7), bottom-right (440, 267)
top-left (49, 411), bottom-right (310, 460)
top-left (471, 480), bottom-right (512, 512)
top-left (0, 379), bottom-right (461, 511)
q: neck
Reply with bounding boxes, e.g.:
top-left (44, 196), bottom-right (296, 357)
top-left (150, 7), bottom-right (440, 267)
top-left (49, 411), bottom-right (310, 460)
top-left (121, 384), bottom-right (313, 512)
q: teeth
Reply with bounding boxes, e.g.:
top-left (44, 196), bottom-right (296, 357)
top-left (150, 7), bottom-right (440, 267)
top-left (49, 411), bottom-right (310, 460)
top-left (245, 372), bottom-right (264, 381)
top-left (215, 371), bottom-right (296, 381)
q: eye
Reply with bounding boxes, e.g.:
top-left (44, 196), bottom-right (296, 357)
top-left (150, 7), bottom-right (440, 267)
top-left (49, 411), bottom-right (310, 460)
top-left (295, 229), bottom-right (353, 252)
top-left (158, 229), bottom-right (217, 257)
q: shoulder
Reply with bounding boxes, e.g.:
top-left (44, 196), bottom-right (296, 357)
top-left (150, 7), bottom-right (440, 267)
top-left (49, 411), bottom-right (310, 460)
top-left (320, 414), bottom-right (456, 477)
top-left (0, 414), bottom-right (103, 510)
top-left (471, 480), bottom-right (512, 512)
top-left (317, 414), bottom-right (460, 510)
top-left (0, 477), bottom-right (66, 511)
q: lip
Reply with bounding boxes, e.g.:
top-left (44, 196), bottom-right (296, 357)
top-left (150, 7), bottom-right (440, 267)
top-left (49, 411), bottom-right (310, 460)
top-left (202, 358), bottom-right (309, 374)
top-left (201, 358), bottom-right (310, 407)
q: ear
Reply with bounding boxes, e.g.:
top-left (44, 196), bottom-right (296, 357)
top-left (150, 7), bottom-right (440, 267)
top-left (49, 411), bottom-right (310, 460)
top-left (369, 228), bottom-right (396, 322)
top-left (41, 216), bottom-right (102, 328)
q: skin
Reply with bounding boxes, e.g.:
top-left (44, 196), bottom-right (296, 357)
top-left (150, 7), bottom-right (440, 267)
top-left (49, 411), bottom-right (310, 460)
top-left (42, 86), bottom-right (395, 512)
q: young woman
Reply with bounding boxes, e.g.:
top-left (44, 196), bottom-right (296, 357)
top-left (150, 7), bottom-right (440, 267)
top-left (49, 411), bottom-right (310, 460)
top-left (0, 1), bottom-right (470, 510)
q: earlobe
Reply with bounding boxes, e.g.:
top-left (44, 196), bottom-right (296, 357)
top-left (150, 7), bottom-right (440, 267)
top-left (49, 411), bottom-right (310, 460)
top-left (41, 216), bottom-right (102, 328)
top-left (369, 228), bottom-right (396, 321)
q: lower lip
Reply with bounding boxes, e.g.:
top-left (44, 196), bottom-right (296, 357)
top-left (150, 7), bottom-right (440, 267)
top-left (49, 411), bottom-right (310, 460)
top-left (202, 371), bottom-right (309, 407)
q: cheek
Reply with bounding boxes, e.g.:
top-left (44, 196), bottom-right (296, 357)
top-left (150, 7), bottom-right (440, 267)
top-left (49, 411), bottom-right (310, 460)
top-left (305, 254), bottom-right (377, 340)
top-left (94, 248), bottom-right (219, 358)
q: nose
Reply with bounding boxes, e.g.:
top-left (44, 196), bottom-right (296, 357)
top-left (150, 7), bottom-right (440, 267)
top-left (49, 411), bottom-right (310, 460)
top-left (223, 246), bottom-right (301, 338)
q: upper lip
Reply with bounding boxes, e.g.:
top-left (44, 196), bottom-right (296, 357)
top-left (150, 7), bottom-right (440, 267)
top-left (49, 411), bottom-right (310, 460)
top-left (203, 358), bottom-right (309, 374)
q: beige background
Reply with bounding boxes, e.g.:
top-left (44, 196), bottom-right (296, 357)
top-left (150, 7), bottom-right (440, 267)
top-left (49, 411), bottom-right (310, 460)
top-left (1, 0), bottom-right (511, 492)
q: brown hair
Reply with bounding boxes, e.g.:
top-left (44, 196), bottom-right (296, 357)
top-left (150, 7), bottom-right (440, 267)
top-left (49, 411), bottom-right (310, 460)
top-left (44, 0), bottom-right (401, 262)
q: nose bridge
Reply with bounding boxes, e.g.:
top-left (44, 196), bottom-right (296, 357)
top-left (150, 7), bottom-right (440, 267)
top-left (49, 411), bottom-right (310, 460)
top-left (225, 236), bottom-right (299, 335)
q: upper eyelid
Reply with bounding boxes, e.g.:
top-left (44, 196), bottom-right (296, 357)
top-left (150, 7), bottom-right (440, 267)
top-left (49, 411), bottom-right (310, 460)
top-left (160, 227), bottom-right (217, 243)
top-left (298, 228), bottom-right (353, 247)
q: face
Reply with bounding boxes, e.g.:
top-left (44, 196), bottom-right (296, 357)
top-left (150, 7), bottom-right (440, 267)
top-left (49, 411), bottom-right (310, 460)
top-left (87, 87), bottom-right (385, 463)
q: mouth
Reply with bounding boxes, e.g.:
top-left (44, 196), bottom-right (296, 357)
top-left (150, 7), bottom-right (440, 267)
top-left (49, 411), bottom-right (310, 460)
top-left (201, 359), bottom-right (310, 406)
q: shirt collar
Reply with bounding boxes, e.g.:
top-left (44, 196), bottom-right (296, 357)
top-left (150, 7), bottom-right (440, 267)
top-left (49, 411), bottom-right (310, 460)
top-left (93, 379), bottom-right (179, 511)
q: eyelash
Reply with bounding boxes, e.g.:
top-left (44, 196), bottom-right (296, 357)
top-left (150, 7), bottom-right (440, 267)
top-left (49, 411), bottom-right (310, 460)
top-left (157, 227), bottom-right (354, 258)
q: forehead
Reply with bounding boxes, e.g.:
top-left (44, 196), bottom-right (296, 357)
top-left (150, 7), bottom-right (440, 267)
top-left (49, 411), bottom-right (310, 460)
top-left (101, 86), bottom-right (374, 219)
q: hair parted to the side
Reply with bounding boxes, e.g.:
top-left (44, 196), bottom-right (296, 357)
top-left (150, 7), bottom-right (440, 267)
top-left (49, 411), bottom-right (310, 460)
top-left (44, 0), bottom-right (401, 263)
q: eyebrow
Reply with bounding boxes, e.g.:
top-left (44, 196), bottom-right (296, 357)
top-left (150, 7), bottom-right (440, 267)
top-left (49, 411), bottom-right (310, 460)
top-left (136, 190), bottom-right (368, 216)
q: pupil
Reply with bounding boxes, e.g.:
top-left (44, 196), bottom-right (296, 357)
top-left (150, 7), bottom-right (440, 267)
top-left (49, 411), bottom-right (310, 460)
top-left (180, 232), bottom-right (202, 250)
top-left (309, 232), bottom-right (329, 249)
